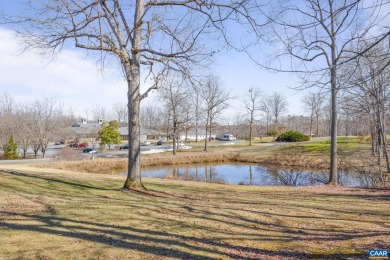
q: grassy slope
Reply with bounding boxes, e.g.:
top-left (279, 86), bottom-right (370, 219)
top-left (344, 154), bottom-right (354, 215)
top-left (1, 165), bottom-right (389, 259)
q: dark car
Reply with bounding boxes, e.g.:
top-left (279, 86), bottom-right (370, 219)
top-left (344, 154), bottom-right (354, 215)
top-left (120, 144), bottom-right (129, 150)
top-left (83, 148), bottom-right (98, 153)
top-left (157, 140), bottom-right (164, 145)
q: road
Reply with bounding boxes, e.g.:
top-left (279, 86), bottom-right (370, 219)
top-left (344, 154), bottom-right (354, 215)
top-left (0, 139), bottom-right (268, 164)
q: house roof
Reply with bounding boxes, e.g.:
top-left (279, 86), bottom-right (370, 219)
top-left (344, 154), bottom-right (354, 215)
top-left (69, 119), bottom-right (172, 136)
top-left (68, 121), bottom-right (102, 134)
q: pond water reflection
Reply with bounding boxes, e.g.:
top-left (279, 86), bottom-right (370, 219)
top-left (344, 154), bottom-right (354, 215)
top-left (120, 163), bottom-right (375, 187)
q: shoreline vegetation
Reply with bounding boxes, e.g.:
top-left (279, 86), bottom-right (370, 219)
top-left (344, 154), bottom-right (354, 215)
top-left (34, 137), bottom-right (371, 176)
top-left (35, 152), bottom-right (328, 175)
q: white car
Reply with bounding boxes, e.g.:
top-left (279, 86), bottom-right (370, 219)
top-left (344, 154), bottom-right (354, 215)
top-left (220, 134), bottom-right (237, 141)
top-left (141, 141), bottom-right (151, 146)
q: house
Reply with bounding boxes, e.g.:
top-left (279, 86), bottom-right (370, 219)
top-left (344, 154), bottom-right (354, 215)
top-left (68, 119), bottom-right (164, 142)
top-left (67, 119), bottom-right (103, 142)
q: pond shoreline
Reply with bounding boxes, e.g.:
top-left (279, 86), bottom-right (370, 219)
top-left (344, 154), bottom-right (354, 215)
top-left (33, 150), bottom-right (330, 175)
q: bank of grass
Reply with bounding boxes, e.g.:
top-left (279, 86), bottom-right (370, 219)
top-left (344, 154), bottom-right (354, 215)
top-left (297, 136), bottom-right (370, 155)
top-left (240, 136), bottom-right (371, 158)
top-left (0, 165), bottom-right (389, 259)
top-left (34, 137), bottom-right (373, 174)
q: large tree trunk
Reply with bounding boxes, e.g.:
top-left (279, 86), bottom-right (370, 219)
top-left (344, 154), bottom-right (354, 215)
top-left (123, 0), bottom-right (143, 189)
top-left (123, 62), bottom-right (142, 188)
top-left (328, 65), bottom-right (338, 185)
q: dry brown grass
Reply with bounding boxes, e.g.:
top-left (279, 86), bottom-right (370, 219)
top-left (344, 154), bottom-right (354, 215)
top-left (34, 158), bottom-right (127, 174)
top-left (35, 154), bottom-right (237, 174)
top-left (0, 165), bottom-right (389, 259)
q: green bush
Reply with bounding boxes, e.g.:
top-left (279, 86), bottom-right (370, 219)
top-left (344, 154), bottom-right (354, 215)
top-left (4, 135), bottom-right (18, 160)
top-left (276, 131), bottom-right (310, 142)
top-left (266, 129), bottom-right (279, 141)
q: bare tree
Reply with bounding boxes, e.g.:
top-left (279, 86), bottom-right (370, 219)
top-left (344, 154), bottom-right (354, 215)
top-left (13, 110), bottom-right (32, 158)
top-left (344, 42), bottom-right (390, 180)
top-left (227, 114), bottom-right (246, 139)
top-left (0, 93), bottom-right (15, 152)
top-left (140, 104), bottom-right (162, 131)
top-left (28, 98), bottom-right (65, 158)
top-left (262, 92), bottom-right (287, 128)
top-left (7, 0), bottom-right (262, 188)
top-left (160, 77), bottom-right (189, 155)
top-left (0, 93), bottom-right (13, 116)
top-left (198, 76), bottom-right (230, 151)
top-left (263, 0), bottom-right (385, 185)
top-left (112, 103), bottom-right (128, 126)
top-left (260, 100), bottom-right (272, 133)
top-left (190, 88), bottom-right (203, 142)
top-left (91, 105), bottom-right (108, 122)
top-left (302, 92), bottom-right (324, 137)
top-left (182, 105), bottom-right (193, 143)
top-left (244, 87), bottom-right (262, 145)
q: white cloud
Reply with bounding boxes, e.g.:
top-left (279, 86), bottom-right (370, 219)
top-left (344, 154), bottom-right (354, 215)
top-left (0, 27), bottom-right (128, 114)
top-left (0, 26), bottom-right (303, 120)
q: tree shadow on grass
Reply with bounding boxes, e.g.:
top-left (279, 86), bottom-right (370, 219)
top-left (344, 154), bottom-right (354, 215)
top-left (1, 170), bottom-right (116, 191)
top-left (322, 186), bottom-right (390, 201)
top-left (0, 211), bottom-right (369, 259)
top-left (1, 169), bottom-right (388, 259)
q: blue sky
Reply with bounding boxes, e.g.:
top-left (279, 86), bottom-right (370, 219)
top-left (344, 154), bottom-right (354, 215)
top-left (0, 1), bottom-right (306, 119)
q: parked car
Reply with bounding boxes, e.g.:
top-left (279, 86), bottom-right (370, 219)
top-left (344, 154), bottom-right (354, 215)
top-left (220, 134), bottom-right (237, 141)
top-left (54, 141), bottom-right (64, 145)
top-left (77, 143), bottom-right (88, 148)
top-left (68, 143), bottom-right (78, 148)
top-left (141, 141), bottom-right (151, 146)
top-left (83, 148), bottom-right (98, 153)
top-left (120, 144), bottom-right (129, 150)
top-left (156, 140), bottom-right (164, 145)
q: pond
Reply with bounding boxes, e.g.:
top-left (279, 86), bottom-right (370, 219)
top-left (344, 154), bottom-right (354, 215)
top-left (120, 163), bottom-right (376, 187)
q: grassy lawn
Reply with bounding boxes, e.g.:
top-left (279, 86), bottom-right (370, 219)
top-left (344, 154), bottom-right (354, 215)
top-left (237, 137), bottom-right (371, 159)
top-left (1, 165), bottom-right (389, 259)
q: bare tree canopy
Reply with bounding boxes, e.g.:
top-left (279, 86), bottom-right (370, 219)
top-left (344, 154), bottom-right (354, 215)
top-left (261, 92), bottom-right (287, 131)
top-left (301, 91), bottom-right (324, 137)
top-left (112, 103), bottom-right (128, 126)
top-left (198, 75), bottom-right (231, 151)
top-left (244, 86), bottom-right (262, 146)
top-left (256, 0), bottom-right (389, 185)
top-left (5, 0), bottom-right (264, 188)
top-left (160, 75), bottom-right (190, 155)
